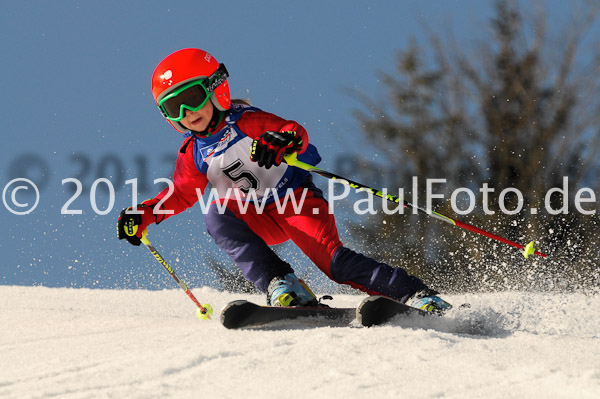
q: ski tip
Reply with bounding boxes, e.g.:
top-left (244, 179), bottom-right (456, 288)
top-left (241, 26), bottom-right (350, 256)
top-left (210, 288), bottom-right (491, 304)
top-left (220, 300), bottom-right (252, 329)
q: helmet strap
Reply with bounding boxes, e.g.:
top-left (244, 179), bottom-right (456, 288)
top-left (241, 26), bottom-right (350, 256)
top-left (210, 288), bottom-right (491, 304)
top-left (206, 109), bottom-right (224, 134)
top-left (190, 109), bottom-right (224, 137)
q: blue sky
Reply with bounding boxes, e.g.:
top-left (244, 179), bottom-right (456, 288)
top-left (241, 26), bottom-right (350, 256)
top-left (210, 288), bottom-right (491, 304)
top-left (0, 1), bottom-right (577, 289)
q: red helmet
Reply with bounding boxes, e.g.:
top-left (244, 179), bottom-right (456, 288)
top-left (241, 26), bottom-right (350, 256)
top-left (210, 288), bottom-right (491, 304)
top-left (151, 48), bottom-right (231, 132)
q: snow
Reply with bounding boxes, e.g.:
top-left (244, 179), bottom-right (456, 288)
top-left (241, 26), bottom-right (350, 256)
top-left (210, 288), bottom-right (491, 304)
top-left (1, 286), bottom-right (599, 399)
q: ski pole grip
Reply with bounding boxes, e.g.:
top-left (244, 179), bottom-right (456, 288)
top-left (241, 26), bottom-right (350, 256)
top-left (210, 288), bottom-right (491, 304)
top-left (284, 152), bottom-right (299, 165)
top-left (284, 152), bottom-right (317, 172)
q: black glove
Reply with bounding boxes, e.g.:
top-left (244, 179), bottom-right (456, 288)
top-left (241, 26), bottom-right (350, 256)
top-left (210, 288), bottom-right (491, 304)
top-left (250, 131), bottom-right (303, 169)
top-left (116, 199), bottom-right (160, 246)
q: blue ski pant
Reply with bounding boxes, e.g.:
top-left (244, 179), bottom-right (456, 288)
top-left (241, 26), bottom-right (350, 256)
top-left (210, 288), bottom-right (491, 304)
top-left (204, 185), bottom-right (427, 302)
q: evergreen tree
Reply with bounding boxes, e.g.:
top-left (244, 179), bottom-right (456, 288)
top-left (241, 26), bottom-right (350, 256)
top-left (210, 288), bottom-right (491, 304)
top-left (351, 0), bottom-right (600, 292)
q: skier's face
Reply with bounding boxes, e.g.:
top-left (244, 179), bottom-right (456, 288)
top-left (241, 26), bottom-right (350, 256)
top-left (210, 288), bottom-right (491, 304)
top-left (180, 100), bottom-right (214, 132)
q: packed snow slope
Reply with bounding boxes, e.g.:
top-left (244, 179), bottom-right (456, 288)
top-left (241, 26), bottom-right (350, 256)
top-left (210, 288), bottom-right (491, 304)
top-left (1, 286), bottom-right (598, 399)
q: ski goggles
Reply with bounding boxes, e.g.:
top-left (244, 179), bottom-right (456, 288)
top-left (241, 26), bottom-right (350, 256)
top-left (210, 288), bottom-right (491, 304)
top-left (158, 63), bottom-right (229, 122)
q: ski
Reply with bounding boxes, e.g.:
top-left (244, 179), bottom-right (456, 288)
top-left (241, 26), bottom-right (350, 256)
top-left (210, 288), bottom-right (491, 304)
top-left (220, 300), bottom-right (356, 329)
top-left (357, 295), bottom-right (431, 327)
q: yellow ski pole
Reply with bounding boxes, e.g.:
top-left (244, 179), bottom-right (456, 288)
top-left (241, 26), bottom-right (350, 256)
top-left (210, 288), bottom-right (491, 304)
top-left (284, 153), bottom-right (546, 258)
top-left (141, 230), bottom-right (213, 319)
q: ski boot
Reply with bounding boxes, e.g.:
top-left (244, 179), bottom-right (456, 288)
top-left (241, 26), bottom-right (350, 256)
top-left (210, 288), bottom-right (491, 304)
top-left (408, 289), bottom-right (452, 314)
top-left (267, 273), bottom-right (318, 307)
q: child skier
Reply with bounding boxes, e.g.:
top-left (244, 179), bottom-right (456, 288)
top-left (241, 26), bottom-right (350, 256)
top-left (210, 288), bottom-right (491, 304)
top-left (117, 48), bottom-right (451, 313)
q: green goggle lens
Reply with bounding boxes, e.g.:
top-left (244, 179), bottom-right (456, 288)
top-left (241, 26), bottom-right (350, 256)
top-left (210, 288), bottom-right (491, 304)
top-left (157, 63), bottom-right (229, 123)
top-left (158, 80), bottom-right (210, 122)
